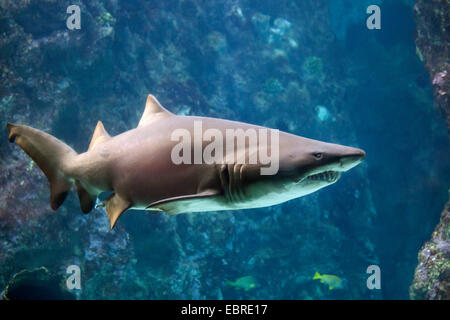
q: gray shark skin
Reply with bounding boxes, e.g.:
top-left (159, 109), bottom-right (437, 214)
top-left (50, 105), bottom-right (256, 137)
top-left (6, 94), bottom-right (365, 229)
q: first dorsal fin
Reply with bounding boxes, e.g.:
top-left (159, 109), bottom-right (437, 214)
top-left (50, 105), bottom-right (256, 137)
top-left (88, 121), bottom-right (110, 151)
top-left (138, 94), bottom-right (173, 127)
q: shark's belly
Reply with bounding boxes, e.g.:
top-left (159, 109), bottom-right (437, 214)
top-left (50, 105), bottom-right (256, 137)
top-left (130, 194), bottom-right (288, 214)
top-left (130, 195), bottom-right (230, 213)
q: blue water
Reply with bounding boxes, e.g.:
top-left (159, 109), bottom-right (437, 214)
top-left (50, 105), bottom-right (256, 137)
top-left (0, 0), bottom-right (448, 300)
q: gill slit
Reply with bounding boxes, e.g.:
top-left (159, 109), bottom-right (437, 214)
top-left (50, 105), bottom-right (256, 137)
top-left (219, 163), bottom-right (244, 204)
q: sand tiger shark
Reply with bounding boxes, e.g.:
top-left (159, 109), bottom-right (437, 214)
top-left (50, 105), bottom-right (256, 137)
top-left (6, 94), bottom-right (365, 229)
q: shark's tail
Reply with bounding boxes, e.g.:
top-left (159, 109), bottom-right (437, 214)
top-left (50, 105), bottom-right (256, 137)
top-left (7, 123), bottom-right (77, 210)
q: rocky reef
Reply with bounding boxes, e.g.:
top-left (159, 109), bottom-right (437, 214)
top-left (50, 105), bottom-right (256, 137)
top-left (414, 0), bottom-right (449, 132)
top-left (410, 0), bottom-right (450, 300)
top-left (410, 199), bottom-right (450, 299)
top-left (0, 0), bottom-right (447, 300)
top-left (1, 266), bottom-right (75, 300)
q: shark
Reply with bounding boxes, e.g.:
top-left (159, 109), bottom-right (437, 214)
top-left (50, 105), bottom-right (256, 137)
top-left (6, 94), bottom-right (365, 229)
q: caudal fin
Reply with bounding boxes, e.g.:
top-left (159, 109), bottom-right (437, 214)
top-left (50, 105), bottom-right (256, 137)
top-left (313, 272), bottom-right (321, 280)
top-left (7, 123), bottom-right (77, 210)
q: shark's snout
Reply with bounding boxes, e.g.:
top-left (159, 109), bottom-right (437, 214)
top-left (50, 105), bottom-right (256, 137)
top-left (338, 147), bottom-right (365, 171)
top-left (351, 147), bottom-right (366, 160)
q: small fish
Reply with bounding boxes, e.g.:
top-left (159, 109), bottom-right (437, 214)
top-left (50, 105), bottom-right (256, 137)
top-left (226, 276), bottom-right (257, 291)
top-left (313, 272), bottom-right (344, 290)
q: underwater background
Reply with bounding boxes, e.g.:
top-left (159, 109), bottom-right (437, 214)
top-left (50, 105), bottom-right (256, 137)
top-left (0, 0), bottom-right (449, 299)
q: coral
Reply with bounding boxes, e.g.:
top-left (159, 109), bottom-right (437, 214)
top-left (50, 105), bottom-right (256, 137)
top-left (302, 56), bottom-right (324, 78)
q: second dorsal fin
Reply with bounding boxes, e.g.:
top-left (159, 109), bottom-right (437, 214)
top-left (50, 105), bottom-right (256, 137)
top-left (138, 94), bottom-right (173, 127)
top-left (88, 121), bottom-right (111, 151)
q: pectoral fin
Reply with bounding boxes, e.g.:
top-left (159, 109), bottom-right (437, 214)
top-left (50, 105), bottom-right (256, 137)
top-left (105, 193), bottom-right (131, 229)
top-left (146, 189), bottom-right (221, 215)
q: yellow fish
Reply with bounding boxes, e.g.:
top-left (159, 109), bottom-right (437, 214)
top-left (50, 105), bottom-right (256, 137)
top-left (313, 272), bottom-right (344, 290)
top-left (226, 276), bottom-right (257, 291)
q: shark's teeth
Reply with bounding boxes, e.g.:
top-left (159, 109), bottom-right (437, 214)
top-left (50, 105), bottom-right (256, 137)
top-left (306, 171), bottom-right (340, 182)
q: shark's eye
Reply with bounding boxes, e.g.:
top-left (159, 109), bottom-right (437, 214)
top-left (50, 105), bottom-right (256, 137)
top-left (313, 152), bottom-right (323, 159)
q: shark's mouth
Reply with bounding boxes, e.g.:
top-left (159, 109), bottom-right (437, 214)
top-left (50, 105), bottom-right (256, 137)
top-left (306, 170), bottom-right (341, 183)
